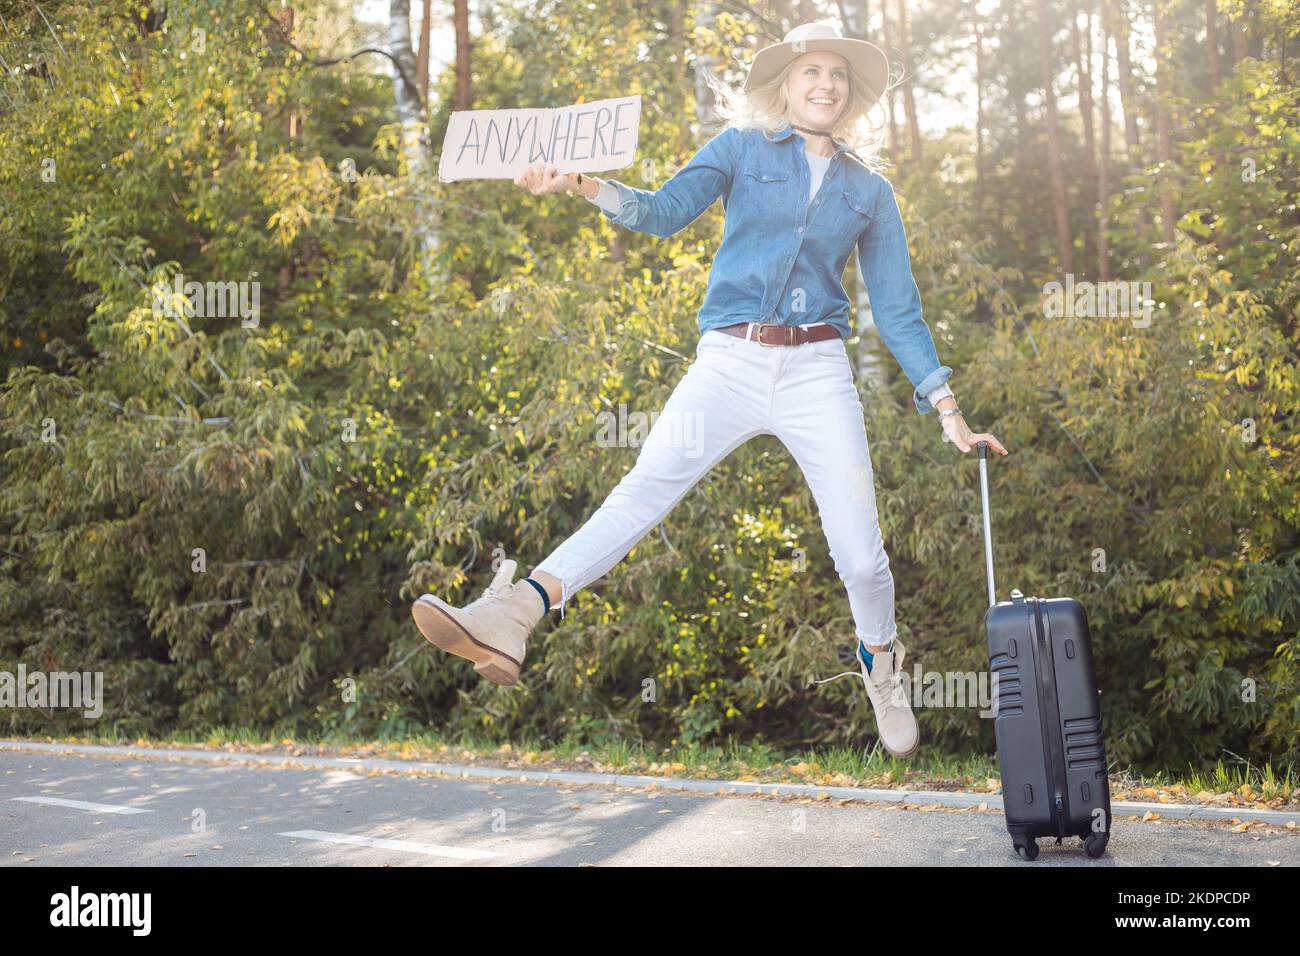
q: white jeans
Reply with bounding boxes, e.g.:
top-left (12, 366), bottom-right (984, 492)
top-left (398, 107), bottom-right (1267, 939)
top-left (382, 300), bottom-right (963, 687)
top-left (533, 324), bottom-right (898, 647)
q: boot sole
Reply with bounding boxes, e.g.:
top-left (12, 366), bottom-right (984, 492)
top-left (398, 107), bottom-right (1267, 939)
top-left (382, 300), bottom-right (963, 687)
top-left (868, 685), bottom-right (920, 759)
top-left (412, 597), bottom-right (522, 686)
top-left (883, 737), bottom-right (920, 759)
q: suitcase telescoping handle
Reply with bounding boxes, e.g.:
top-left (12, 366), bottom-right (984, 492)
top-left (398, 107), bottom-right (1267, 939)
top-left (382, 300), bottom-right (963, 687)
top-left (978, 441), bottom-right (997, 608)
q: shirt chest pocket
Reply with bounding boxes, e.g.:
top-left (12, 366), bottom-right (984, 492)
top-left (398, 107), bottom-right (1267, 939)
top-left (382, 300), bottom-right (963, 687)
top-left (839, 188), bottom-right (875, 239)
top-left (741, 166), bottom-right (790, 186)
top-left (736, 165), bottom-right (793, 228)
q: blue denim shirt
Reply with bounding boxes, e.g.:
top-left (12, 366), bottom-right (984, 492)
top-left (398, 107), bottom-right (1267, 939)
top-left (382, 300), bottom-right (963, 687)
top-left (598, 120), bottom-right (953, 414)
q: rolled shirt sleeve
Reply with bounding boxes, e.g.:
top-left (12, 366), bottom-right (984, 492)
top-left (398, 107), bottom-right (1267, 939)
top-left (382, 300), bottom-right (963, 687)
top-left (595, 126), bottom-right (739, 237)
top-left (857, 178), bottom-right (953, 414)
top-left (925, 382), bottom-right (954, 408)
top-left (587, 179), bottom-right (624, 216)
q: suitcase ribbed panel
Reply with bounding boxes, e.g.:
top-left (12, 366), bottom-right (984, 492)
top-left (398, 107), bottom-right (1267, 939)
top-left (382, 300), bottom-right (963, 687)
top-left (989, 654), bottom-right (1023, 717)
top-left (1064, 715), bottom-right (1106, 770)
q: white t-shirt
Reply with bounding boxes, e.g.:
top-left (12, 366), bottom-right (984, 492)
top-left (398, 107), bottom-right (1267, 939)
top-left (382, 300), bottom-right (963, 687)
top-left (805, 149), bottom-right (831, 206)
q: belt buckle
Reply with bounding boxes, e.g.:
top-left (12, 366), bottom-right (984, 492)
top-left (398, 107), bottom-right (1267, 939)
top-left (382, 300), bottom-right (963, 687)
top-left (755, 323), bottom-right (795, 347)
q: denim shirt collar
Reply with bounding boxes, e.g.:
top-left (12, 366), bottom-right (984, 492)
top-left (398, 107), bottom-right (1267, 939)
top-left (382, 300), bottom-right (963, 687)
top-left (763, 120), bottom-right (860, 162)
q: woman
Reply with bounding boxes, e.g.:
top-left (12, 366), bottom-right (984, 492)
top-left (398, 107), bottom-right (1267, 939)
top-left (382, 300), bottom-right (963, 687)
top-left (413, 21), bottom-right (1008, 759)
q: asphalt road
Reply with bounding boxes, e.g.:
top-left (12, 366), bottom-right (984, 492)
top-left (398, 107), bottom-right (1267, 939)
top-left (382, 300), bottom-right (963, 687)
top-left (2, 750), bottom-right (1296, 866)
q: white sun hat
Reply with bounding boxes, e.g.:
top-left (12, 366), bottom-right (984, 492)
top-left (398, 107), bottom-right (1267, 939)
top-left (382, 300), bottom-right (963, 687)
top-left (743, 21), bottom-right (890, 104)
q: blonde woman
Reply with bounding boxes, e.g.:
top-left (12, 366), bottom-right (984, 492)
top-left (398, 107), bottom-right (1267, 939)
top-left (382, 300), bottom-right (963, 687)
top-left (413, 21), bottom-right (1008, 758)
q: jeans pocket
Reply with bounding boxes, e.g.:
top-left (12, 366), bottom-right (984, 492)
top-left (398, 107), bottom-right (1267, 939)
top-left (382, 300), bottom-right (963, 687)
top-left (696, 328), bottom-right (743, 352)
top-left (808, 335), bottom-right (847, 358)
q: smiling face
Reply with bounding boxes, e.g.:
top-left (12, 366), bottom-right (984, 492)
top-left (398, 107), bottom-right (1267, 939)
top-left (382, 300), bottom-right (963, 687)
top-left (785, 50), bottom-right (850, 130)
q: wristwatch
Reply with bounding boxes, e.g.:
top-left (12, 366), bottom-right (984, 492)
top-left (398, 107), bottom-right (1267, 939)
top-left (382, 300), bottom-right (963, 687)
top-left (938, 406), bottom-right (963, 421)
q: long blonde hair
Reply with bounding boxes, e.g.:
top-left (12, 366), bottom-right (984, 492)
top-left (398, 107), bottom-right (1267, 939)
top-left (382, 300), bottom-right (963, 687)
top-left (702, 54), bottom-right (892, 173)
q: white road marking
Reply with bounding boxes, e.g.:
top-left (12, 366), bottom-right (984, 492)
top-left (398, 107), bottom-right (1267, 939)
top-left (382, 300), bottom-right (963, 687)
top-left (12, 796), bottom-right (152, 814)
top-left (277, 829), bottom-right (498, 860)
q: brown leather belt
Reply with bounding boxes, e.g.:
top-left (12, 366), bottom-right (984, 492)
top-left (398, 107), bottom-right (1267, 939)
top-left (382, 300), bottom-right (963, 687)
top-left (715, 321), bottom-right (842, 346)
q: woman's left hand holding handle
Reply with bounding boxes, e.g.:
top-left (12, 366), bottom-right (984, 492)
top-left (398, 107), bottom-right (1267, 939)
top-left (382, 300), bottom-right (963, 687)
top-left (942, 414), bottom-right (1008, 455)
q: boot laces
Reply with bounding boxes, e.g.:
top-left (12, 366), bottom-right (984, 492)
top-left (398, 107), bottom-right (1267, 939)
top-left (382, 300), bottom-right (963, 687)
top-left (811, 643), bottom-right (906, 712)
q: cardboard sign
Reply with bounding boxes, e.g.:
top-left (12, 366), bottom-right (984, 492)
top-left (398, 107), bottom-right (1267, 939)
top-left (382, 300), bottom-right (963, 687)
top-left (437, 95), bottom-right (641, 182)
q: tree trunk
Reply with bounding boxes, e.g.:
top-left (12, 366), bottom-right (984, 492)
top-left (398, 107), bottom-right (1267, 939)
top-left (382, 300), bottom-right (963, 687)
top-left (880, 1), bottom-right (902, 165)
top-left (1111, 0), bottom-right (1141, 162)
top-left (1036, 0), bottom-right (1074, 272)
top-left (388, 0), bottom-right (419, 115)
top-left (840, 0), bottom-right (889, 386)
top-left (974, 5), bottom-right (985, 203)
top-left (1205, 0), bottom-right (1221, 89)
top-left (389, 0), bottom-right (425, 176)
top-left (1099, 0), bottom-right (1112, 280)
top-left (670, 0), bottom-right (688, 153)
top-left (693, 2), bottom-right (722, 127)
top-left (1073, 2), bottom-right (1098, 268)
top-left (453, 0), bottom-right (471, 111)
top-left (276, 6), bottom-right (298, 139)
top-left (389, 0), bottom-right (438, 271)
top-left (896, 0), bottom-right (924, 168)
top-left (1232, 1), bottom-right (1250, 62)
top-left (836, 0), bottom-right (870, 36)
top-left (1073, 5), bottom-right (1097, 186)
top-left (1014, 92), bottom-right (1029, 179)
top-left (278, 5), bottom-right (297, 298)
top-left (416, 0), bottom-right (432, 107)
top-left (1153, 0), bottom-right (1176, 243)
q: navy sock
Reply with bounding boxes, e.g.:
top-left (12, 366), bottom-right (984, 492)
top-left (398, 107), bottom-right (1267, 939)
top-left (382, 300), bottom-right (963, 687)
top-left (522, 576), bottom-right (551, 613)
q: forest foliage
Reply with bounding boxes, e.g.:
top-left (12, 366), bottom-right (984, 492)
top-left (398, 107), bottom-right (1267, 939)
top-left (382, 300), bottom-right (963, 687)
top-left (0, 0), bottom-right (1296, 773)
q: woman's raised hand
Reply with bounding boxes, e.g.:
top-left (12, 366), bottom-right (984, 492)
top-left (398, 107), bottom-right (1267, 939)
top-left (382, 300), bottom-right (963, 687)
top-left (514, 163), bottom-right (579, 196)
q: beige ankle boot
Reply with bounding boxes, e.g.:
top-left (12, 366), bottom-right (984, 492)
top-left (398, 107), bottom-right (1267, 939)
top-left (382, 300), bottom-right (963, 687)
top-left (411, 559), bottom-right (546, 686)
top-left (810, 636), bottom-right (921, 760)
top-left (860, 637), bottom-right (920, 759)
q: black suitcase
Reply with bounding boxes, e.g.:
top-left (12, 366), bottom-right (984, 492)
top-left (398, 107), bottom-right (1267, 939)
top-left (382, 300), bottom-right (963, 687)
top-left (977, 442), bottom-right (1112, 860)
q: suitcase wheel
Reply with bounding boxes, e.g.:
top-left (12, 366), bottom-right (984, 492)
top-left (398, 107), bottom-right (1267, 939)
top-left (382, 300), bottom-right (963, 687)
top-left (1014, 839), bottom-right (1039, 861)
top-left (1082, 833), bottom-right (1109, 859)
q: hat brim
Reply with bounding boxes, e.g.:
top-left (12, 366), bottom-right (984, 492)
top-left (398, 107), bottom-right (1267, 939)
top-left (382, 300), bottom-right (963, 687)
top-left (743, 37), bottom-right (889, 105)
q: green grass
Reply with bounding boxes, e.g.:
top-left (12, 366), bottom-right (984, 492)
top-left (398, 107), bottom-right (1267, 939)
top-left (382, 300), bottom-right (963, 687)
top-left (11, 726), bottom-right (1297, 806)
